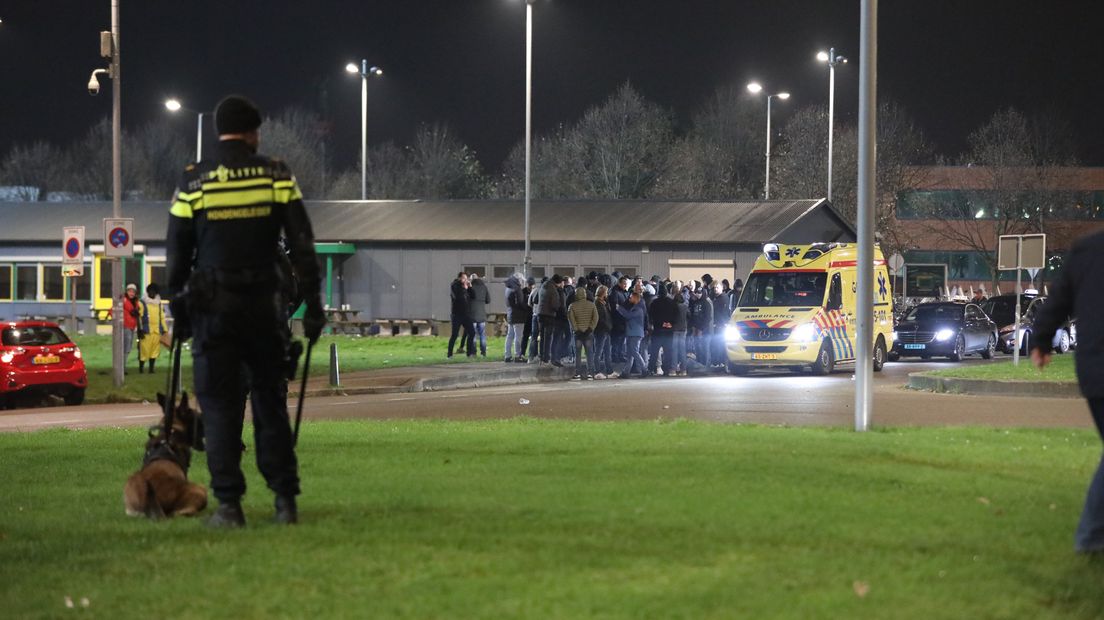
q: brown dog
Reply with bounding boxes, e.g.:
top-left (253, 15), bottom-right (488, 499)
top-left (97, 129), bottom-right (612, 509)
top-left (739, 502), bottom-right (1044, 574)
top-left (123, 392), bottom-right (208, 519)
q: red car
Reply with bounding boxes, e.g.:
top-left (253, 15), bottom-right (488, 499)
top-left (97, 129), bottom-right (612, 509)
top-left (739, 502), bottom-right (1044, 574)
top-left (0, 321), bottom-right (88, 407)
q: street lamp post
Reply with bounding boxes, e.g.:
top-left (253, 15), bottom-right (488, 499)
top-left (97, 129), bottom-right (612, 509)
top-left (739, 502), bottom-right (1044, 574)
top-left (817, 48), bottom-right (847, 203)
top-left (747, 82), bottom-right (790, 200)
top-left (522, 0), bottom-right (537, 277)
top-left (345, 60), bottom-right (383, 201)
top-left (164, 99), bottom-right (204, 161)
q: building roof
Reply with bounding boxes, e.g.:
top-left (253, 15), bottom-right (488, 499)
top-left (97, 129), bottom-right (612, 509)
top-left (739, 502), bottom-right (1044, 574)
top-left (0, 199), bottom-right (852, 245)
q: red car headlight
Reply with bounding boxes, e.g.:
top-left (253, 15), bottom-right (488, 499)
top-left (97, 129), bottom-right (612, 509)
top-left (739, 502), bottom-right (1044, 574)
top-left (0, 352), bottom-right (13, 364)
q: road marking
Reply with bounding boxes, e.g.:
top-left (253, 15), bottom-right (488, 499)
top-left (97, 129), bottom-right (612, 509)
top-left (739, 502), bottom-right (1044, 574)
top-left (37, 419), bottom-right (82, 425)
top-left (330, 401), bottom-right (359, 406)
top-left (124, 414), bottom-right (159, 419)
top-left (387, 397), bottom-right (415, 402)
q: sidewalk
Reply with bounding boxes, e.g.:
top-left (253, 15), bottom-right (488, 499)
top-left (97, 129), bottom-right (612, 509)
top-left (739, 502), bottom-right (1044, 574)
top-left (290, 361), bottom-right (576, 398)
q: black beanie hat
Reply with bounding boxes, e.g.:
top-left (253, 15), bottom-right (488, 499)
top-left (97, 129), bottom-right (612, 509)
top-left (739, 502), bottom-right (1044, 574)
top-left (215, 95), bottom-right (262, 134)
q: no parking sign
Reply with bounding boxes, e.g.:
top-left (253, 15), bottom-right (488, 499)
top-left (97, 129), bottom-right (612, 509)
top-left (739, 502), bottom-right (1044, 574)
top-left (103, 218), bottom-right (134, 258)
top-left (62, 226), bottom-right (85, 276)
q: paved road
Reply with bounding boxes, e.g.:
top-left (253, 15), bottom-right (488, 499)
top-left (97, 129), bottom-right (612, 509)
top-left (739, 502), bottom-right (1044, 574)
top-left (0, 356), bottom-right (1090, 432)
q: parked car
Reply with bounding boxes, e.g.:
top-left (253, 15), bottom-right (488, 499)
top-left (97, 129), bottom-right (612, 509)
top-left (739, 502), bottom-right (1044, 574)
top-left (890, 302), bottom-right (997, 362)
top-left (0, 321), bottom-right (87, 408)
top-left (983, 293), bottom-right (1076, 354)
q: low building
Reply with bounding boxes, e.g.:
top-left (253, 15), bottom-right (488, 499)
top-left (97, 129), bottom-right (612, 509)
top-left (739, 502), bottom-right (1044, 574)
top-left (893, 166), bottom-right (1104, 295)
top-left (0, 198), bottom-right (854, 324)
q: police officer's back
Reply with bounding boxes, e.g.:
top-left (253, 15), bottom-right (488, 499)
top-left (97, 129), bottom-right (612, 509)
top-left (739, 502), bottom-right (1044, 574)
top-left (166, 95), bottom-right (325, 528)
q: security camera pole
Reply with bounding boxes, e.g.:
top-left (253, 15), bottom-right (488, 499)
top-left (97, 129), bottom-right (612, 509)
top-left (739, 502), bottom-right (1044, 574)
top-left (90, 0), bottom-right (125, 387)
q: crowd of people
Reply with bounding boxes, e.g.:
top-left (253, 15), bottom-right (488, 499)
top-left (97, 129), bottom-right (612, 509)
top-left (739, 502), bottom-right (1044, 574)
top-left (449, 270), bottom-right (744, 380)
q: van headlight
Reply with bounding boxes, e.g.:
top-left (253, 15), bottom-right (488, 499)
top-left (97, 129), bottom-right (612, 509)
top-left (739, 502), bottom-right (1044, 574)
top-left (892, 331), bottom-right (898, 341)
top-left (724, 325), bottom-right (741, 343)
top-left (935, 328), bottom-right (955, 342)
top-left (790, 323), bottom-right (818, 342)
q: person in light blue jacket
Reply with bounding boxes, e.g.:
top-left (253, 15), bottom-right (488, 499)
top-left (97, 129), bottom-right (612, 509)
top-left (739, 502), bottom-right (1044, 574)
top-left (615, 291), bottom-right (648, 378)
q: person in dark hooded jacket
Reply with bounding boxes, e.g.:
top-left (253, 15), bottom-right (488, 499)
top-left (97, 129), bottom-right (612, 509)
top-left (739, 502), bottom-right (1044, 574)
top-left (689, 284), bottom-right (713, 366)
top-left (448, 272), bottom-right (475, 358)
top-left (609, 276), bottom-right (631, 364)
top-left (504, 273), bottom-right (529, 362)
top-left (468, 273), bottom-right (491, 357)
top-left (537, 274), bottom-right (564, 364)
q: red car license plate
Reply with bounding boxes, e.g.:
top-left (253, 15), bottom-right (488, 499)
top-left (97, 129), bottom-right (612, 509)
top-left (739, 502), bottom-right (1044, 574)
top-left (33, 355), bottom-right (60, 365)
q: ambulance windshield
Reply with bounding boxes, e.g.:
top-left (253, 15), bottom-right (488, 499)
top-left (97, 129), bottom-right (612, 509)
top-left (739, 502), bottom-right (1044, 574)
top-left (738, 272), bottom-right (828, 307)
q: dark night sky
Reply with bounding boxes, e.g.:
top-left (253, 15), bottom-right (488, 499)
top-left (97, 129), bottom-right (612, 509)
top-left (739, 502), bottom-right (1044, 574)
top-left (2, 1), bottom-right (1103, 173)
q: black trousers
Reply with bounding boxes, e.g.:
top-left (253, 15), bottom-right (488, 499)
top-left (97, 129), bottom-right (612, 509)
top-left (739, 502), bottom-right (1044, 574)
top-left (192, 293), bottom-right (298, 503)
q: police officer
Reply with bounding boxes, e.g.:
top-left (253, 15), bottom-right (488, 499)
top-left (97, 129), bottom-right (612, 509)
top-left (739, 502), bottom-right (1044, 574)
top-left (166, 95), bottom-right (326, 528)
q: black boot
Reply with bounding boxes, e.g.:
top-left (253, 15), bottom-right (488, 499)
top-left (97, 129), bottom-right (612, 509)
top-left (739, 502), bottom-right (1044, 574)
top-left (138, 361), bottom-right (145, 374)
top-left (148, 359), bottom-right (156, 373)
top-left (274, 495), bottom-right (298, 525)
top-left (206, 501), bottom-right (246, 529)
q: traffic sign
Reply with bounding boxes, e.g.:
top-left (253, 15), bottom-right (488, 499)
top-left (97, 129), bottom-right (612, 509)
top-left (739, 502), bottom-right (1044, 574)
top-left (62, 226), bottom-right (85, 277)
top-left (997, 234), bottom-right (1046, 270)
top-left (103, 218), bottom-right (134, 258)
top-left (887, 253), bottom-right (905, 274)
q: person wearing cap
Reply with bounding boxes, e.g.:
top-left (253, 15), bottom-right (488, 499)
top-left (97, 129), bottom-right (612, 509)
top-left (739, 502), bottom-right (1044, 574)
top-left (165, 94), bottom-right (326, 528)
top-left (121, 283), bottom-right (140, 370)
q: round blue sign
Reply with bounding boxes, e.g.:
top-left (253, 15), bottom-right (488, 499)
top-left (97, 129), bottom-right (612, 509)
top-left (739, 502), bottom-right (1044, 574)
top-left (65, 238), bottom-right (81, 258)
top-left (109, 227), bottom-right (129, 248)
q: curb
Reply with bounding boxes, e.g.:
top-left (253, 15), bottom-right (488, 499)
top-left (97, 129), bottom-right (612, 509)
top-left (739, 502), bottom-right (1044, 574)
top-left (289, 364), bottom-right (575, 399)
top-left (907, 372), bottom-right (1081, 399)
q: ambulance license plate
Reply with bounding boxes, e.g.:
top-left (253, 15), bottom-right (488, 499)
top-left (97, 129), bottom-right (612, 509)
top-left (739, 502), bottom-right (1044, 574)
top-left (903, 344), bottom-right (925, 350)
top-left (33, 355), bottom-right (60, 365)
top-left (752, 353), bottom-right (778, 360)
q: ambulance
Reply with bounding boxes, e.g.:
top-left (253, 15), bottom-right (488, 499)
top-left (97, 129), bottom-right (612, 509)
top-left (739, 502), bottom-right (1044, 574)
top-left (723, 242), bottom-right (894, 375)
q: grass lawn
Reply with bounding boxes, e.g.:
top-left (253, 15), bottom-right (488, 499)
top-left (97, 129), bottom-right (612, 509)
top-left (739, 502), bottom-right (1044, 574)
top-left (71, 334), bottom-right (508, 404)
top-left (1, 419), bottom-right (1102, 618)
top-left (927, 354), bottom-right (1077, 383)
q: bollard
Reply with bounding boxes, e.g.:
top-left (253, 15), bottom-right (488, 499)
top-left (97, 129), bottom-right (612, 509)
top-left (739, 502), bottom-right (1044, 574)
top-left (329, 342), bottom-right (341, 387)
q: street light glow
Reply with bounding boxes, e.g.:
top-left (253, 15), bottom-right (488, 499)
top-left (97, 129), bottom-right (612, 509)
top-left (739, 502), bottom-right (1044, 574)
top-left (345, 62), bottom-right (358, 74)
top-left (777, 92), bottom-right (791, 100)
top-left (371, 66), bottom-right (383, 76)
top-left (164, 99), bottom-right (182, 112)
top-left (817, 51), bottom-right (830, 62)
top-left (746, 82), bottom-right (763, 94)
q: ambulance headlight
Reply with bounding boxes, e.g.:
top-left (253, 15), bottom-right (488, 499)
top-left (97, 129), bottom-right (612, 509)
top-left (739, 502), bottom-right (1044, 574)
top-left (935, 328), bottom-right (955, 342)
top-left (791, 323), bottom-right (818, 342)
top-left (892, 331), bottom-right (898, 342)
top-left (724, 325), bottom-right (741, 343)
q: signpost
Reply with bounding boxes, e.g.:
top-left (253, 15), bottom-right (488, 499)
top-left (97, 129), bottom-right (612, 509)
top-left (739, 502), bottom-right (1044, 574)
top-left (63, 227), bottom-right (85, 333)
top-left (104, 218), bottom-right (133, 386)
top-left (997, 233), bottom-right (1046, 365)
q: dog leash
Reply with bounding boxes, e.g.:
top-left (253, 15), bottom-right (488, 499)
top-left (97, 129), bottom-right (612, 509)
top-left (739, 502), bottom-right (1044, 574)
top-left (163, 334), bottom-right (183, 439)
top-left (293, 339), bottom-right (313, 447)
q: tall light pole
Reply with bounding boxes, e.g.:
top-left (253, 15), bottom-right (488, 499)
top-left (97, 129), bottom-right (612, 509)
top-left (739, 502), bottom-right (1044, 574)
top-left (747, 82), bottom-right (790, 200)
top-left (85, 0), bottom-right (124, 387)
top-left (522, 0), bottom-right (536, 276)
top-left (346, 60), bottom-right (383, 201)
top-left (164, 98), bottom-right (204, 161)
top-left (817, 48), bottom-right (847, 203)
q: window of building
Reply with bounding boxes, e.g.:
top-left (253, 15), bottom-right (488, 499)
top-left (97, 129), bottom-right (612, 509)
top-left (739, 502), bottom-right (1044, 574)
top-left (148, 264), bottom-right (167, 290)
top-left (15, 265), bottom-right (37, 300)
top-left (613, 266), bottom-right (638, 278)
top-left (462, 265), bottom-right (485, 278)
top-left (552, 266), bottom-right (576, 278)
top-left (581, 266), bottom-right (607, 278)
top-left (0, 265), bottom-right (11, 301)
top-left (530, 266), bottom-right (546, 279)
top-left (491, 266), bottom-right (516, 280)
top-left (99, 258), bottom-right (142, 299)
top-left (897, 189), bottom-right (1104, 221)
top-left (42, 264), bottom-right (65, 301)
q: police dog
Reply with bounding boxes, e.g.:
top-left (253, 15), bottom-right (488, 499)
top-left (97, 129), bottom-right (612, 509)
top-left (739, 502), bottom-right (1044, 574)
top-left (123, 392), bottom-right (208, 519)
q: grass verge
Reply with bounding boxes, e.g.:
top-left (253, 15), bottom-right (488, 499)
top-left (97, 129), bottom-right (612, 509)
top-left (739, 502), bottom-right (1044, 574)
top-left (926, 354), bottom-right (1077, 383)
top-left (71, 334), bottom-right (509, 404)
top-left (1, 419), bottom-right (1102, 618)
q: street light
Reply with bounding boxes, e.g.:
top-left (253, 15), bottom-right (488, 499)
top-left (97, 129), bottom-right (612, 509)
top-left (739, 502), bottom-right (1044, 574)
top-left (346, 60), bottom-right (383, 201)
top-left (817, 48), bottom-right (847, 203)
top-left (520, 0), bottom-right (543, 276)
top-left (747, 83), bottom-right (790, 200)
top-left (164, 98), bottom-right (205, 162)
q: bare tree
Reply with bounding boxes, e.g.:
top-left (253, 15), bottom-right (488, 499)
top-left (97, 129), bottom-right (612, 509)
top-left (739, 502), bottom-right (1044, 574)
top-left (653, 82), bottom-right (763, 200)
top-left (262, 108), bottom-right (328, 198)
top-left (0, 141), bottom-right (66, 200)
top-left (409, 123), bottom-right (488, 199)
top-left (127, 121), bottom-right (191, 200)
